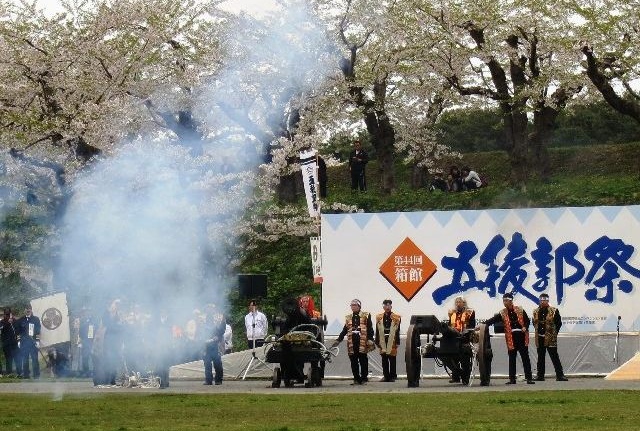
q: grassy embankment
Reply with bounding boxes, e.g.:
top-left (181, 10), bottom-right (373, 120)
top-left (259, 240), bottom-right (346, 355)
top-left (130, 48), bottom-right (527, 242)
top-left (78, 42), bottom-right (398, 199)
top-left (324, 142), bottom-right (640, 212)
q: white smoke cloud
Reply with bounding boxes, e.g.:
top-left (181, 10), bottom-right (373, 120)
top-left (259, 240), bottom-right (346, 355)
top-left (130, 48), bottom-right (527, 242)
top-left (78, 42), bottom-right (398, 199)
top-left (52, 1), bottom-right (338, 321)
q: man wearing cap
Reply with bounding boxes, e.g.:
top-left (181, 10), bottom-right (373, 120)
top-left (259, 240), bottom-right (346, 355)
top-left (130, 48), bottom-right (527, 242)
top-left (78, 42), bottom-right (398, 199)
top-left (16, 304), bottom-right (41, 379)
top-left (332, 299), bottom-right (374, 385)
top-left (375, 299), bottom-right (401, 382)
top-left (484, 292), bottom-right (535, 384)
top-left (533, 293), bottom-right (568, 381)
top-left (446, 296), bottom-right (476, 385)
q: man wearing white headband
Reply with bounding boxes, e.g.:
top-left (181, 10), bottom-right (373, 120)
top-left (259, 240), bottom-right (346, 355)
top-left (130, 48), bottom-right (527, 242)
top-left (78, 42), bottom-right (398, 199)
top-left (533, 293), bottom-right (568, 382)
top-left (484, 292), bottom-right (535, 385)
top-left (332, 299), bottom-right (374, 385)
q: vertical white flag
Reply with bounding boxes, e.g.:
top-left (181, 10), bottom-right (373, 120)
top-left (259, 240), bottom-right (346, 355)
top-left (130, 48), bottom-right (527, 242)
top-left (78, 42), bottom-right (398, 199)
top-left (300, 149), bottom-right (320, 218)
top-left (310, 236), bottom-right (323, 283)
top-left (30, 292), bottom-right (70, 347)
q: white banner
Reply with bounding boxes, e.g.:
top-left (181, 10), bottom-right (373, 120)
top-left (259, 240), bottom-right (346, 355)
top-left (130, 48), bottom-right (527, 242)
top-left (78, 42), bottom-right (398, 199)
top-left (310, 236), bottom-right (323, 283)
top-left (299, 150), bottom-right (319, 218)
top-left (321, 206), bottom-right (640, 335)
top-left (30, 292), bottom-right (70, 347)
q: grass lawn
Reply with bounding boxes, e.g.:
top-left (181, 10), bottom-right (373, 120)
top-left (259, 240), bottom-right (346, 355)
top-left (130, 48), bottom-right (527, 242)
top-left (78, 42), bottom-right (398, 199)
top-left (1, 391), bottom-right (637, 430)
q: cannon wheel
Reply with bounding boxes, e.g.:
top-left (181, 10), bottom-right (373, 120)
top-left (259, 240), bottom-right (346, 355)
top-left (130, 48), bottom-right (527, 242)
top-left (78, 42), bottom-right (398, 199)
top-left (405, 323), bottom-right (421, 387)
top-left (477, 323), bottom-right (493, 386)
top-left (271, 367), bottom-right (282, 388)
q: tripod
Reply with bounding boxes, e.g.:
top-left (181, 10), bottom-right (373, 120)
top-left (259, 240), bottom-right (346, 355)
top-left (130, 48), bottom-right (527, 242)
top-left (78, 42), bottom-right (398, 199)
top-left (237, 312), bottom-right (271, 380)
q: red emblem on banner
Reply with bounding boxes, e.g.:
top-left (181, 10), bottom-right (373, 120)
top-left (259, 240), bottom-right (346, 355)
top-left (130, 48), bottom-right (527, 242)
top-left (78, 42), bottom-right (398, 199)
top-left (379, 237), bottom-right (437, 301)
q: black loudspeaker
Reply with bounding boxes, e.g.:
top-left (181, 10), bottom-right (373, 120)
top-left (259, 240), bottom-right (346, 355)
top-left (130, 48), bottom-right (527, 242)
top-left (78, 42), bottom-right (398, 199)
top-left (238, 274), bottom-right (267, 298)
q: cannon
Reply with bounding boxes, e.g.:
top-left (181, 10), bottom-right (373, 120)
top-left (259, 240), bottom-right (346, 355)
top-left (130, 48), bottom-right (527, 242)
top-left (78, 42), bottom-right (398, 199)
top-left (264, 298), bottom-right (337, 388)
top-left (405, 315), bottom-right (493, 387)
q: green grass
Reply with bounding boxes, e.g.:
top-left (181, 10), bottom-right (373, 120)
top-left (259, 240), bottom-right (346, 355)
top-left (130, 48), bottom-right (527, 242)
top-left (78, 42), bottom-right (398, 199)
top-left (1, 391), bottom-right (638, 430)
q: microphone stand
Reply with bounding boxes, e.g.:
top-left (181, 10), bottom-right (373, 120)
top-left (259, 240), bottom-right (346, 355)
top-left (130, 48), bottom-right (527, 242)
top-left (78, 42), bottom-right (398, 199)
top-left (237, 311), bottom-right (271, 380)
top-left (613, 316), bottom-right (621, 363)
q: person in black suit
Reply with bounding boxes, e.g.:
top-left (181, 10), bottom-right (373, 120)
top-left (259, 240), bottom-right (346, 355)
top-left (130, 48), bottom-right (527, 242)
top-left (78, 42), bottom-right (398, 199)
top-left (317, 155), bottom-right (328, 198)
top-left (348, 140), bottom-right (368, 191)
top-left (200, 305), bottom-right (225, 386)
top-left (16, 304), bottom-right (41, 379)
top-left (0, 308), bottom-right (21, 376)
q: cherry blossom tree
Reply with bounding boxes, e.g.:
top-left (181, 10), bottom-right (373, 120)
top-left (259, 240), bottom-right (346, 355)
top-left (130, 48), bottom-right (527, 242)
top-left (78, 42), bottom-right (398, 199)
top-left (565, 0), bottom-right (640, 122)
top-left (397, 0), bottom-right (586, 183)
top-left (310, 0), bottom-right (462, 193)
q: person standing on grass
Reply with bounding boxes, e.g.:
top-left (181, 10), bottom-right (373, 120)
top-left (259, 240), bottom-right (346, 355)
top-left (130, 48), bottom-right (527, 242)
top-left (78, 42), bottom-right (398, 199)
top-left (348, 140), bottom-right (368, 192)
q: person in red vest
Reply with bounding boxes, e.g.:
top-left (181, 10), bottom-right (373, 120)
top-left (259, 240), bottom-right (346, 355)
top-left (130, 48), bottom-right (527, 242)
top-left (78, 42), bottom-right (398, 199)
top-left (484, 292), bottom-right (535, 384)
top-left (446, 296), bottom-right (475, 385)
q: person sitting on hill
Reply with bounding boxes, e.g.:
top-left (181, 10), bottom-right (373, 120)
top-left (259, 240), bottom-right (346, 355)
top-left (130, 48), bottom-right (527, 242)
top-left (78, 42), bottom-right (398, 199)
top-left (461, 166), bottom-right (482, 190)
top-left (448, 165), bottom-right (463, 192)
top-left (429, 170), bottom-right (448, 192)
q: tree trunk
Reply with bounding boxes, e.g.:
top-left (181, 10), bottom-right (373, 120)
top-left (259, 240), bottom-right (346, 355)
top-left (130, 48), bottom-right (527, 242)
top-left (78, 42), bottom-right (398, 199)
top-left (276, 172), bottom-right (302, 203)
top-left (411, 164), bottom-right (429, 189)
top-left (499, 101), bottom-right (529, 186)
top-left (530, 105), bottom-right (558, 181)
top-left (364, 109), bottom-right (396, 194)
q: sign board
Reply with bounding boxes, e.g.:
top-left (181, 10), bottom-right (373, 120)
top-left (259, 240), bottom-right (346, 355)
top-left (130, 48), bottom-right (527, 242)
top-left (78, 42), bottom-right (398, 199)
top-left (321, 206), bottom-right (640, 335)
top-left (30, 292), bottom-right (70, 347)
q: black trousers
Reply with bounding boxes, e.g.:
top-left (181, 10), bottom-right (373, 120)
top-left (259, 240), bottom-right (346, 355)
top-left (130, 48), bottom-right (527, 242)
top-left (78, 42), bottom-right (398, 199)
top-left (537, 338), bottom-right (564, 378)
top-left (507, 333), bottom-right (532, 381)
top-left (380, 353), bottom-right (397, 380)
top-left (448, 346), bottom-right (473, 384)
top-left (20, 342), bottom-right (40, 378)
top-left (247, 339), bottom-right (264, 349)
top-left (350, 169), bottom-right (366, 191)
top-left (80, 342), bottom-right (93, 376)
top-left (348, 352), bottom-right (369, 383)
top-left (2, 344), bottom-right (21, 375)
top-left (203, 344), bottom-right (223, 384)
